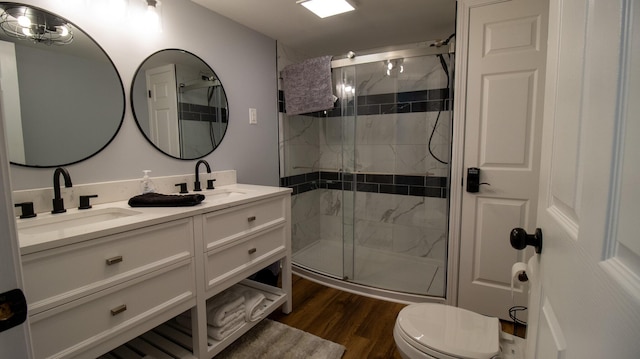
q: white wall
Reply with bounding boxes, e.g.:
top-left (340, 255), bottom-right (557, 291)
top-left (9, 0), bottom-right (279, 189)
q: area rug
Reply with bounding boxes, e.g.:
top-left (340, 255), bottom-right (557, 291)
top-left (216, 319), bottom-right (345, 359)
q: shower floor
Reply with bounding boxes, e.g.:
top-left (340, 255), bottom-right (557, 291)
top-left (292, 239), bottom-right (445, 297)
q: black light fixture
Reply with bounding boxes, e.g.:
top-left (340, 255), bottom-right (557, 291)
top-left (0, 5), bottom-right (73, 46)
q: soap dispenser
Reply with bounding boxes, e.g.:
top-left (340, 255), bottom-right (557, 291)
top-left (140, 170), bottom-right (156, 194)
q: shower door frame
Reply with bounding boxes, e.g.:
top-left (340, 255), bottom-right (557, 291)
top-left (292, 44), bottom-right (458, 303)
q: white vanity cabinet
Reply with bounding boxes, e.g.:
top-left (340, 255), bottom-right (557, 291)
top-left (195, 194), bottom-right (292, 358)
top-left (202, 196), bottom-right (288, 294)
top-left (20, 186), bottom-right (292, 359)
top-left (113, 192), bottom-right (293, 359)
top-left (21, 218), bottom-right (196, 359)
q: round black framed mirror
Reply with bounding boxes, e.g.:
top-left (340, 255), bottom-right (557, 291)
top-left (131, 49), bottom-right (229, 160)
top-left (0, 2), bottom-right (125, 168)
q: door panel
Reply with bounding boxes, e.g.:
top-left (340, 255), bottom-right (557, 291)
top-left (481, 71), bottom-right (535, 167)
top-left (474, 198), bottom-right (527, 284)
top-left (0, 41), bottom-right (25, 164)
top-left (0, 77), bottom-right (32, 356)
top-left (526, 0), bottom-right (640, 357)
top-left (457, 0), bottom-right (549, 319)
top-left (146, 64), bottom-right (180, 158)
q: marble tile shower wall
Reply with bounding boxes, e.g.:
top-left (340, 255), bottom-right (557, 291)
top-left (178, 102), bottom-right (228, 123)
top-left (281, 55), bottom-right (451, 261)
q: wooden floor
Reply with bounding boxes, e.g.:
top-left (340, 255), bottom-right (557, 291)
top-left (269, 275), bottom-right (527, 359)
top-left (269, 275), bottom-right (406, 359)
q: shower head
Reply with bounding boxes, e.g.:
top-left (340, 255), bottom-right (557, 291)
top-left (430, 33), bottom-right (456, 48)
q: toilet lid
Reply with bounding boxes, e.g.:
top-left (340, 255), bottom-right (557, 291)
top-left (397, 303), bottom-right (500, 359)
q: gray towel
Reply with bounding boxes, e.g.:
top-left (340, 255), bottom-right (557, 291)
top-left (282, 55), bottom-right (334, 115)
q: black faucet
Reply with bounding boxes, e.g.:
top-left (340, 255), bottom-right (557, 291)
top-left (52, 167), bottom-right (73, 214)
top-left (193, 160), bottom-right (211, 191)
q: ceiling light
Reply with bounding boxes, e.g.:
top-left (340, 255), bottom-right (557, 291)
top-left (298, 0), bottom-right (355, 19)
top-left (16, 15), bottom-right (30, 27)
top-left (0, 5), bottom-right (73, 45)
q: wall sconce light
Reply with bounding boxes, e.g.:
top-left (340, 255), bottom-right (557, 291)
top-left (297, 0), bottom-right (355, 18)
top-left (133, 0), bottom-right (161, 33)
top-left (0, 4), bottom-right (73, 45)
top-left (145, 0), bottom-right (160, 28)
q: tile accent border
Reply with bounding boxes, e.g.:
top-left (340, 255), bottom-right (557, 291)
top-left (280, 171), bottom-right (448, 198)
top-left (179, 102), bottom-right (228, 123)
top-left (278, 89), bottom-right (451, 116)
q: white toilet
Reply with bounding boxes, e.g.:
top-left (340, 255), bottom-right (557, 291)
top-left (393, 303), bottom-right (524, 359)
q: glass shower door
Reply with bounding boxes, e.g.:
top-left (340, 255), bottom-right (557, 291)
top-left (337, 65), bottom-right (356, 281)
top-left (287, 49), bottom-right (452, 298)
top-left (343, 54), bottom-right (452, 296)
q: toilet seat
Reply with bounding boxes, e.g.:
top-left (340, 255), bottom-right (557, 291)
top-left (396, 303), bottom-right (500, 359)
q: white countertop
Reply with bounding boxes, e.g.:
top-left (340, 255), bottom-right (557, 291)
top-left (17, 184), bottom-right (291, 255)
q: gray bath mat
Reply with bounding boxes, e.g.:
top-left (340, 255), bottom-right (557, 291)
top-left (216, 319), bottom-right (345, 359)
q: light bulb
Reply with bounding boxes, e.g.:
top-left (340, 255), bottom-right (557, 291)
top-left (145, 4), bottom-right (161, 32)
top-left (59, 26), bottom-right (69, 36)
top-left (17, 15), bottom-right (30, 27)
top-left (21, 27), bottom-right (32, 36)
top-left (387, 62), bottom-right (393, 70)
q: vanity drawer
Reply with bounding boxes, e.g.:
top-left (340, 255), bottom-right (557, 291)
top-left (29, 259), bottom-right (195, 359)
top-left (204, 224), bottom-right (286, 290)
top-left (203, 196), bottom-right (286, 250)
top-left (21, 218), bottom-right (194, 314)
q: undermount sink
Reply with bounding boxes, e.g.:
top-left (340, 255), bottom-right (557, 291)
top-left (17, 207), bottom-right (141, 235)
top-left (199, 189), bottom-right (247, 200)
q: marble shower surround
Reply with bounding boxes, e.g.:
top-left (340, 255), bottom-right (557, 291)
top-left (280, 52), bottom-right (452, 266)
top-left (290, 188), bottom-right (448, 261)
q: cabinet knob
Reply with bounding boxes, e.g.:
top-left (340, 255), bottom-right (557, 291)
top-left (105, 256), bottom-right (123, 265)
top-left (110, 304), bottom-right (127, 316)
top-left (247, 216), bottom-right (256, 222)
top-left (248, 248), bottom-right (257, 254)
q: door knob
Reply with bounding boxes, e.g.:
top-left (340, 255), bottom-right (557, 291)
top-left (510, 227), bottom-right (543, 254)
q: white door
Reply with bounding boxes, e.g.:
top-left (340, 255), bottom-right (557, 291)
top-left (0, 40), bottom-right (25, 164)
top-left (146, 64), bottom-right (180, 158)
top-left (0, 85), bottom-right (32, 357)
top-left (525, 0), bottom-right (640, 357)
top-left (456, 0), bottom-right (549, 320)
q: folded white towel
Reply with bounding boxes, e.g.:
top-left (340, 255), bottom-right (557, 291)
top-left (207, 286), bottom-right (245, 310)
top-left (209, 302), bottom-right (245, 327)
top-left (207, 315), bottom-right (245, 341)
top-left (243, 289), bottom-right (266, 322)
top-left (207, 286), bottom-right (246, 327)
top-left (175, 314), bottom-right (245, 341)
